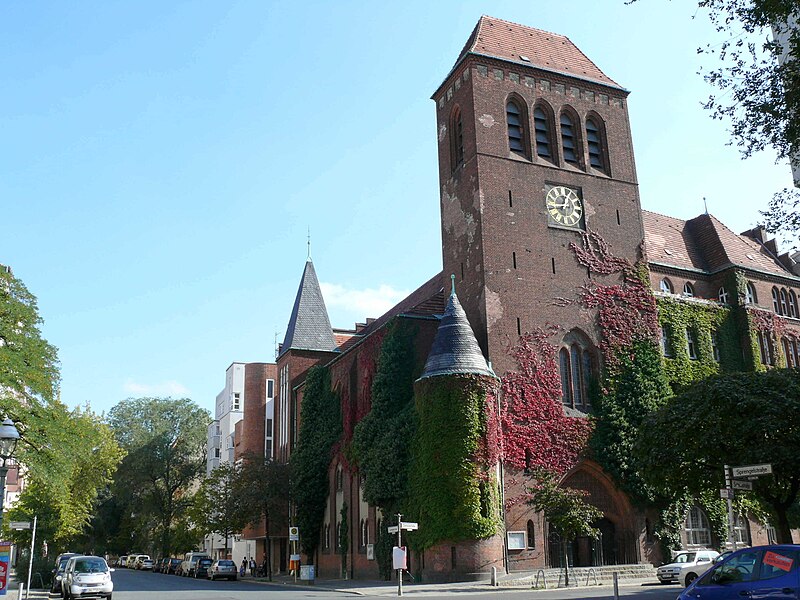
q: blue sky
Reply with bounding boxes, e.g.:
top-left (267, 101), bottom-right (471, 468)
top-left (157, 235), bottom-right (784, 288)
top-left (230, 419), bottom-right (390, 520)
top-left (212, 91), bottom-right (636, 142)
top-left (2, 1), bottom-right (794, 416)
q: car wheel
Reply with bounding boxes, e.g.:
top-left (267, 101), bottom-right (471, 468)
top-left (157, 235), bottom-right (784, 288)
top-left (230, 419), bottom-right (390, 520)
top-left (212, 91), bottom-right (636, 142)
top-left (685, 572), bottom-right (698, 586)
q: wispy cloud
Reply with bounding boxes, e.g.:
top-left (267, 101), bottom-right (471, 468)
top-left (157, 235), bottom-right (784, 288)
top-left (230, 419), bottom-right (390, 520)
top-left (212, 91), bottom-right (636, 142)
top-left (321, 283), bottom-right (409, 322)
top-left (123, 379), bottom-right (191, 397)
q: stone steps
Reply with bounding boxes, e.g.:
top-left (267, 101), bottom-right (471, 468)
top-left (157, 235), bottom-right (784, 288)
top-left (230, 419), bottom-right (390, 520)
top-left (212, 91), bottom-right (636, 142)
top-left (503, 564), bottom-right (657, 588)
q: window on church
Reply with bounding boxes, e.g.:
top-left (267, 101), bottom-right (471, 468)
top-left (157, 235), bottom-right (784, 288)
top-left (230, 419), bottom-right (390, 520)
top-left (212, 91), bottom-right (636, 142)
top-left (773, 287), bottom-right (781, 314)
top-left (533, 106), bottom-right (552, 160)
top-left (758, 331), bottom-right (775, 366)
top-left (324, 523), bottom-right (331, 550)
top-left (336, 465), bottom-right (343, 491)
top-left (526, 520), bottom-right (536, 549)
top-left (711, 330), bottom-right (720, 362)
top-left (685, 506), bottom-right (711, 547)
top-left (683, 282), bottom-right (694, 297)
top-left (560, 112), bottom-right (579, 165)
top-left (733, 514), bottom-right (750, 546)
top-left (585, 117), bottom-right (606, 172)
top-left (789, 290), bottom-right (798, 318)
top-left (661, 326), bottom-right (672, 357)
top-left (660, 278), bottom-right (673, 294)
top-left (506, 100), bottom-right (527, 157)
top-left (451, 106), bottom-right (464, 171)
top-left (559, 341), bottom-right (593, 409)
top-left (746, 283), bottom-right (757, 305)
top-left (718, 287), bottom-right (729, 304)
top-left (780, 288), bottom-right (789, 315)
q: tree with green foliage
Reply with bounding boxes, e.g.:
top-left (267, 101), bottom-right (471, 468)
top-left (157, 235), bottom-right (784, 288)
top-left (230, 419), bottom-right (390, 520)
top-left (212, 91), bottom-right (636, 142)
top-left (108, 397), bottom-right (210, 556)
top-left (635, 369), bottom-right (800, 543)
top-left (191, 463), bottom-right (246, 558)
top-left (290, 366), bottom-right (341, 558)
top-left (0, 268), bottom-right (123, 551)
top-left (233, 452), bottom-right (289, 580)
top-left (526, 468), bottom-right (603, 585)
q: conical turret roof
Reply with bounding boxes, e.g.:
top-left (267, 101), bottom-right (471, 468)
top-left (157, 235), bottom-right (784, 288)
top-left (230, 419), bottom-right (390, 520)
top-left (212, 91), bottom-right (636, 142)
top-left (280, 259), bottom-right (337, 356)
top-left (418, 278), bottom-right (496, 380)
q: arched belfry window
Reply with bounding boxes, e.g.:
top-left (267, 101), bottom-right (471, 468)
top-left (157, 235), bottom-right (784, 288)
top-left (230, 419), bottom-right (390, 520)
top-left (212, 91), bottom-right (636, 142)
top-left (585, 116), bottom-right (607, 173)
top-left (450, 105), bottom-right (464, 171)
top-left (506, 99), bottom-right (528, 157)
top-left (560, 111), bottom-right (579, 166)
top-left (533, 105), bottom-right (553, 161)
top-left (559, 331), bottom-right (595, 410)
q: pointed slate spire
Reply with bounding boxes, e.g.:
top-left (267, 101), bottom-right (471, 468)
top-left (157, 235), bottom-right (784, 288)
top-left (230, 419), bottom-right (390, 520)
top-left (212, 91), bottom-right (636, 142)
top-left (280, 259), bottom-right (337, 357)
top-left (419, 276), bottom-right (496, 380)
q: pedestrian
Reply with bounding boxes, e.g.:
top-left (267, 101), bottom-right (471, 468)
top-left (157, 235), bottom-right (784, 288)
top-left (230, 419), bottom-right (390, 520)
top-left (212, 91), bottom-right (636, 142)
top-left (249, 557), bottom-right (256, 577)
top-left (240, 558), bottom-right (247, 577)
top-left (261, 555), bottom-right (268, 578)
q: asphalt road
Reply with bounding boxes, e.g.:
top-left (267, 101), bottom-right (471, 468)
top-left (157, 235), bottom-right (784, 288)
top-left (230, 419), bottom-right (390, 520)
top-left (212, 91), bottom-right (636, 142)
top-left (42, 567), bottom-right (685, 600)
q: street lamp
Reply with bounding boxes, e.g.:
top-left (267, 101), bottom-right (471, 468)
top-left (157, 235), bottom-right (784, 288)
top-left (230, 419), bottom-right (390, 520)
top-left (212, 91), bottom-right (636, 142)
top-left (0, 418), bottom-right (20, 528)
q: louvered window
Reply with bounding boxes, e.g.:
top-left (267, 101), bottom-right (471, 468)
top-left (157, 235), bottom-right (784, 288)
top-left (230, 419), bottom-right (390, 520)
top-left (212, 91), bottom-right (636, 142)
top-left (586, 117), bottom-right (605, 171)
top-left (534, 107), bottom-right (551, 159)
top-left (506, 100), bottom-right (526, 156)
top-left (560, 113), bottom-right (578, 165)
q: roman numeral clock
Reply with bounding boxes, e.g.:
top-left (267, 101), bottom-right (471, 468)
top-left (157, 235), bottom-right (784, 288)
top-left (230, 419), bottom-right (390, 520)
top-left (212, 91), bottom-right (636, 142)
top-left (545, 184), bottom-right (585, 230)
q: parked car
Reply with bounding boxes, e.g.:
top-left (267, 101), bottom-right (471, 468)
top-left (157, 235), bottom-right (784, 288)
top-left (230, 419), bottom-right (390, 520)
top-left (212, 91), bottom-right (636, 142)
top-left (657, 549), bottom-right (720, 584)
top-left (207, 559), bottom-right (237, 581)
top-left (165, 558), bottom-right (182, 574)
top-left (679, 545), bottom-right (800, 600)
top-left (194, 558), bottom-right (213, 579)
top-left (117, 555), bottom-right (127, 568)
top-left (680, 550), bottom-right (733, 587)
top-left (138, 557), bottom-right (154, 570)
top-left (179, 552), bottom-right (210, 577)
top-left (51, 554), bottom-right (81, 595)
top-left (62, 555), bottom-right (113, 600)
top-left (125, 555), bottom-right (139, 568)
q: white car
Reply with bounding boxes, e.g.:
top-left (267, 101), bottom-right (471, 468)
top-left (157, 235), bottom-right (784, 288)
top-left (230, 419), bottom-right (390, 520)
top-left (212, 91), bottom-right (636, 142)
top-left (679, 550), bottom-right (732, 587)
top-left (657, 549), bottom-right (720, 584)
top-left (62, 555), bottom-right (113, 599)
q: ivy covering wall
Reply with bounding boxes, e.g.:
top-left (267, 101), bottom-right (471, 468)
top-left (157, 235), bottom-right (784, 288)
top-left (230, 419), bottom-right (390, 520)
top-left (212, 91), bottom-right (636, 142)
top-left (290, 365), bottom-right (342, 558)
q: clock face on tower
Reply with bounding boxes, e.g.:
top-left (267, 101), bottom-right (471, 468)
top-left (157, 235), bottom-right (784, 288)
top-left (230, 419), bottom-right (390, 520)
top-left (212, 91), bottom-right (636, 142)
top-left (545, 185), bottom-right (584, 229)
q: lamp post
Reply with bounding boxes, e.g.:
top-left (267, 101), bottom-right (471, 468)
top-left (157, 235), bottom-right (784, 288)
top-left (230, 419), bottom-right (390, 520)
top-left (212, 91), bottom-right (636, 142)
top-left (0, 418), bottom-right (20, 529)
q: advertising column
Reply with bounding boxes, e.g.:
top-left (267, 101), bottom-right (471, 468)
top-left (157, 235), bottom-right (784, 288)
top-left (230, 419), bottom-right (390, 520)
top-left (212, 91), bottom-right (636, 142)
top-left (0, 540), bottom-right (11, 596)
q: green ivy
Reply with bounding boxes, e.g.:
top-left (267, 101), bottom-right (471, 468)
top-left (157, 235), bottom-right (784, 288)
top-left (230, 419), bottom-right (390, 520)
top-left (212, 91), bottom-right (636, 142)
top-left (352, 319), bottom-right (419, 514)
top-left (408, 376), bottom-right (500, 550)
top-left (657, 296), bottom-right (743, 388)
top-left (290, 366), bottom-right (342, 557)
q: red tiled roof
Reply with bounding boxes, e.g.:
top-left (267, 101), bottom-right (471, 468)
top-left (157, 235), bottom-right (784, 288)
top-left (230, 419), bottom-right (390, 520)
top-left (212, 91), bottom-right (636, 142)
top-left (454, 15), bottom-right (620, 88)
top-left (643, 210), bottom-right (794, 278)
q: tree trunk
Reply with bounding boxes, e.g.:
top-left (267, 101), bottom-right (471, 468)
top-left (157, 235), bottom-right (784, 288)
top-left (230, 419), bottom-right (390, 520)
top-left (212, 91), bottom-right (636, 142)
top-left (563, 540), bottom-right (570, 587)
top-left (775, 506), bottom-right (794, 544)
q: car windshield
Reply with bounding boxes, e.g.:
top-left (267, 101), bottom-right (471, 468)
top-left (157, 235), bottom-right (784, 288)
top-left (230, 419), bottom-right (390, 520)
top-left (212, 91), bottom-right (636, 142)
top-left (199, 559), bottom-right (212, 566)
top-left (171, 559), bottom-right (181, 564)
top-left (75, 559), bottom-right (107, 573)
top-left (675, 553), bottom-right (696, 563)
top-left (218, 560), bottom-right (235, 566)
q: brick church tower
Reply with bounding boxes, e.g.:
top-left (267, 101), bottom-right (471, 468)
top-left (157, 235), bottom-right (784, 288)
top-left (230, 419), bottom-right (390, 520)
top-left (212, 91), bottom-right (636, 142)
top-left (432, 16), bottom-right (646, 379)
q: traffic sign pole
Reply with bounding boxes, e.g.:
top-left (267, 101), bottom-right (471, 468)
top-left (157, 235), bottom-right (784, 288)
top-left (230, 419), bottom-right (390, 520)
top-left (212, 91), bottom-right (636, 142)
top-left (396, 513), bottom-right (403, 597)
top-left (724, 465), bottom-right (736, 552)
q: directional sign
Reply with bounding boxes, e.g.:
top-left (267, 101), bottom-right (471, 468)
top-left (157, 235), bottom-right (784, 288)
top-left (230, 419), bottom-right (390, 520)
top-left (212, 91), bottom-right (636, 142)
top-left (732, 480), bottom-right (753, 491)
top-left (732, 464), bottom-right (772, 478)
top-left (288, 526), bottom-right (299, 541)
top-left (720, 488), bottom-right (734, 500)
top-left (8, 522), bottom-right (30, 530)
top-left (387, 526), bottom-right (399, 534)
top-left (400, 521), bottom-right (419, 531)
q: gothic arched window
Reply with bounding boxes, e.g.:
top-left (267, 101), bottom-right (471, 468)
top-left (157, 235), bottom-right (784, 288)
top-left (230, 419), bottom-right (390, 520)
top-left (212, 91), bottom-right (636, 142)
top-left (450, 105), bottom-right (464, 171)
top-left (660, 278), bottom-right (673, 294)
top-left (559, 333), bottom-right (595, 409)
top-left (526, 520), bottom-right (536, 549)
top-left (506, 99), bottom-right (527, 157)
top-left (683, 282), bottom-right (694, 297)
top-left (560, 112), bottom-right (579, 165)
top-left (585, 116), bottom-right (607, 173)
top-left (746, 283), bottom-right (757, 304)
top-left (789, 290), bottom-right (798, 318)
top-left (533, 105), bottom-right (553, 160)
top-left (773, 287), bottom-right (781, 314)
top-left (780, 289), bottom-right (789, 315)
top-left (718, 287), bottom-right (730, 304)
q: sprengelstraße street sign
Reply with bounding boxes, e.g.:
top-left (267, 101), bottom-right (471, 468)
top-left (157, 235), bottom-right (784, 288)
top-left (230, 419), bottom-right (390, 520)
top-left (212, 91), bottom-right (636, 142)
top-left (732, 464), bottom-right (772, 478)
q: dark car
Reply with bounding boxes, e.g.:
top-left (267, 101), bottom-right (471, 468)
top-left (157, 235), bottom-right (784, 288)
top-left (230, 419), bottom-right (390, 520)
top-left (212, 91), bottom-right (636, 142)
top-left (165, 557), bottom-right (182, 574)
top-left (678, 544), bottom-right (800, 600)
top-left (207, 559), bottom-right (237, 581)
top-left (194, 558), bottom-right (213, 578)
top-left (152, 557), bottom-right (166, 573)
top-left (51, 553), bottom-right (81, 595)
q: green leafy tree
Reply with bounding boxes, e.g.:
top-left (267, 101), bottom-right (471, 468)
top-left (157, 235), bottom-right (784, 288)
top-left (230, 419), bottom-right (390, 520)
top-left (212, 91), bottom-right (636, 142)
top-left (108, 397), bottom-right (210, 556)
top-left (234, 452), bottom-right (289, 581)
top-left (290, 366), bottom-right (341, 558)
top-left (526, 469), bottom-right (603, 585)
top-left (635, 369), bottom-right (800, 543)
top-left (191, 463), bottom-right (245, 558)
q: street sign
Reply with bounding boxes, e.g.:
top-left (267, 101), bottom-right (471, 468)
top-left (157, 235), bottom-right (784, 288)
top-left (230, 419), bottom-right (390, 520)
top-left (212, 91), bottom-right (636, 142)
top-left (732, 480), bottom-right (753, 491)
top-left (732, 464), bottom-right (772, 478)
top-left (387, 526), bottom-right (399, 534)
top-left (720, 488), bottom-right (734, 499)
top-left (288, 526), bottom-right (299, 541)
top-left (400, 521), bottom-right (419, 531)
top-left (8, 522), bottom-right (29, 530)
